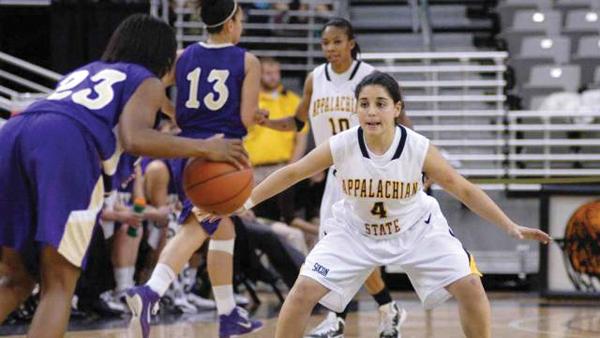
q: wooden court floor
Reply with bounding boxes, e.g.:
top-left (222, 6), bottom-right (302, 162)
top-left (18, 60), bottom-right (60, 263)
top-left (1, 292), bottom-right (599, 338)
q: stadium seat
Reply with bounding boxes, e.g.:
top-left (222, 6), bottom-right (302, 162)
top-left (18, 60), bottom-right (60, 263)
top-left (510, 10), bottom-right (562, 33)
top-left (520, 36), bottom-right (571, 63)
top-left (501, 10), bottom-right (562, 53)
top-left (565, 9), bottom-right (600, 33)
top-left (510, 36), bottom-right (571, 84)
top-left (555, 0), bottom-right (599, 10)
top-left (521, 64), bottom-right (581, 108)
top-left (564, 9), bottom-right (600, 50)
top-left (526, 65), bottom-right (581, 91)
top-left (496, 0), bottom-right (552, 28)
top-left (573, 35), bottom-right (600, 85)
top-left (575, 35), bottom-right (600, 57)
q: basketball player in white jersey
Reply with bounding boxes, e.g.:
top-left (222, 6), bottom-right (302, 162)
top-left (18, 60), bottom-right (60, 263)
top-left (237, 71), bottom-right (552, 338)
top-left (258, 18), bottom-right (411, 338)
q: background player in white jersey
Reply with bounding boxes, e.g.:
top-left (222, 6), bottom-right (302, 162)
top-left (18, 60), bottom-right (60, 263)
top-left (236, 71), bottom-right (552, 338)
top-left (258, 18), bottom-right (411, 338)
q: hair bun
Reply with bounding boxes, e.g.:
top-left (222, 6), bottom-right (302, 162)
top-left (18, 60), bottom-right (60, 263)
top-left (199, 0), bottom-right (219, 8)
top-left (199, 0), bottom-right (236, 27)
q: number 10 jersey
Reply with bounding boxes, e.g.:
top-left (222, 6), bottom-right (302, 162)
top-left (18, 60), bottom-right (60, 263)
top-left (175, 42), bottom-right (246, 139)
top-left (308, 60), bottom-right (375, 146)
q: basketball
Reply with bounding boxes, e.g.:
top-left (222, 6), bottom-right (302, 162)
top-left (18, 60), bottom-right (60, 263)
top-left (183, 159), bottom-right (253, 215)
top-left (564, 201), bottom-right (600, 276)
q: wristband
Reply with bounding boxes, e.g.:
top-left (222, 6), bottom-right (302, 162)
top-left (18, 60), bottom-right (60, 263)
top-left (243, 198), bottom-right (255, 210)
top-left (293, 116), bottom-right (306, 132)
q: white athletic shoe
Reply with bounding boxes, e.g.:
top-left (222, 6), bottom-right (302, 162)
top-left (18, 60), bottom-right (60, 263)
top-left (164, 280), bottom-right (198, 314)
top-left (305, 311), bottom-right (345, 338)
top-left (378, 302), bottom-right (407, 338)
top-left (170, 289), bottom-right (198, 314)
top-left (234, 293), bottom-right (250, 306)
top-left (99, 290), bottom-right (130, 315)
top-left (187, 292), bottom-right (216, 310)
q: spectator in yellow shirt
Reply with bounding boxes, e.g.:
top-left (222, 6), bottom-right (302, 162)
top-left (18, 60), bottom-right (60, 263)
top-left (244, 57), bottom-right (318, 252)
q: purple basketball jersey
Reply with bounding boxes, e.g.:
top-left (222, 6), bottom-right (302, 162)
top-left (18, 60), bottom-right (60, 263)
top-left (175, 42), bottom-right (246, 139)
top-left (0, 62), bottom-right (155, 273)
top-left (23, 61), bottom-right (154, 165)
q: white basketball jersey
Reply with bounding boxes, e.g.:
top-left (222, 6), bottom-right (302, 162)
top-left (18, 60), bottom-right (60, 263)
top-left (329, 125), bottom-right (435, 239)
top-left (309, 61), bottom-right (376, 146)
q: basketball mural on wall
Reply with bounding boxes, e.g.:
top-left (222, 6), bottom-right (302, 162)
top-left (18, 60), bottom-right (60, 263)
top-left (557, 200), bottom-right (600, 292)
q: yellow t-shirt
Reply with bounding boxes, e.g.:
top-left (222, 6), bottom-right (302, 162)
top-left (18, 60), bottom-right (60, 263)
top-left (245, 86), bottom-right (306, 166)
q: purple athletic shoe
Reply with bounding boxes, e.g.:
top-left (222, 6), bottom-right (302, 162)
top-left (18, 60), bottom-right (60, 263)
top-left (125, 285), bottom-right (160, 338)
top-left (219, 306), bottom-right (263, 338)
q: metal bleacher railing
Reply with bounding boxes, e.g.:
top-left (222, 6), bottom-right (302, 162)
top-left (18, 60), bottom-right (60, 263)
top-left (362, 51), bottom-right (509, 187)
top-left (507, 110), bottom-right (600, 177)
top-left (0, 51), bottom-right (61, 113)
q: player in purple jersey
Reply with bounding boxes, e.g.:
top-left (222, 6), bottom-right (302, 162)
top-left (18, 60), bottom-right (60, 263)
top-left (126, 1), bottom-right (263, 337)
top-left (0, 14), bottom-right (247, 338)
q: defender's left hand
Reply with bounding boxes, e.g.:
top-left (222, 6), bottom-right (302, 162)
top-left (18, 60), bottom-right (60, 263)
top-left (508, 225), bottom-right (552, 244)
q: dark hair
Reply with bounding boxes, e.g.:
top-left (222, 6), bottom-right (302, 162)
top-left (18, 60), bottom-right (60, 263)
top-left (355, 72), bottom-right (405, 120)
top-left (321, 17), bottom-right (361, 59)
top-left (198, 0), bottom-right (239, 34)
top-left (102, 14), bottom-right (176, 78)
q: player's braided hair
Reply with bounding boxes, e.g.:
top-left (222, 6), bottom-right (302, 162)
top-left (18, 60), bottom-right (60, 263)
top-left (102, 14), bottom-right (176, 78)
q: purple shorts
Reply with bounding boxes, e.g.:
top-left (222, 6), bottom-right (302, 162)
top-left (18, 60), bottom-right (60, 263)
top-left (0, 113), bottom-right (104, 275)
top-left (168, 158), bottom-right (220, 235)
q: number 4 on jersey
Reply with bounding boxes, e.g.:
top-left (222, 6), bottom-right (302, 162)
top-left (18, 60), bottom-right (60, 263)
top-left (370, 201), bottom-right (387, 219)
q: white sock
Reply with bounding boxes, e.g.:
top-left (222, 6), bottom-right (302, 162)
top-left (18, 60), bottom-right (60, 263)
top-left (146, 263), bottom-right (176, 296)
top-left (187, 267), bottom-right (198, 279)
top-left (186, 267), bottom-right (198, 284)
top-left (212, 285), bottom-right (236, 315)
top-left (114, 266), bottom-right (135, 292)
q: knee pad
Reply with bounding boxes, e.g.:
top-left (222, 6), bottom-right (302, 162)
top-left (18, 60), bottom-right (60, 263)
top-left (208, 238), bottom-right (235, 254)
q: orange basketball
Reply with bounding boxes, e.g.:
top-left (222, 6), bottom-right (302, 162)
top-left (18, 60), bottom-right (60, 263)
top-left (183, 159), bottom-right (253, 215)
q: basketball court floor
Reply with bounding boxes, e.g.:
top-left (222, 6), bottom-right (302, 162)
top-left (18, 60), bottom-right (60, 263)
top-left (1, 291), bottom-right (598, 337)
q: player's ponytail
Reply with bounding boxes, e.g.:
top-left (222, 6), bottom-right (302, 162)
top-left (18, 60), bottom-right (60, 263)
top-left (321, 17), bottom-right (361, 60)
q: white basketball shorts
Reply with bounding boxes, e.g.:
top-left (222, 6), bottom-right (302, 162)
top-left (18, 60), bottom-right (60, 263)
top-left (301, 200), bottom-right (480, 312)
